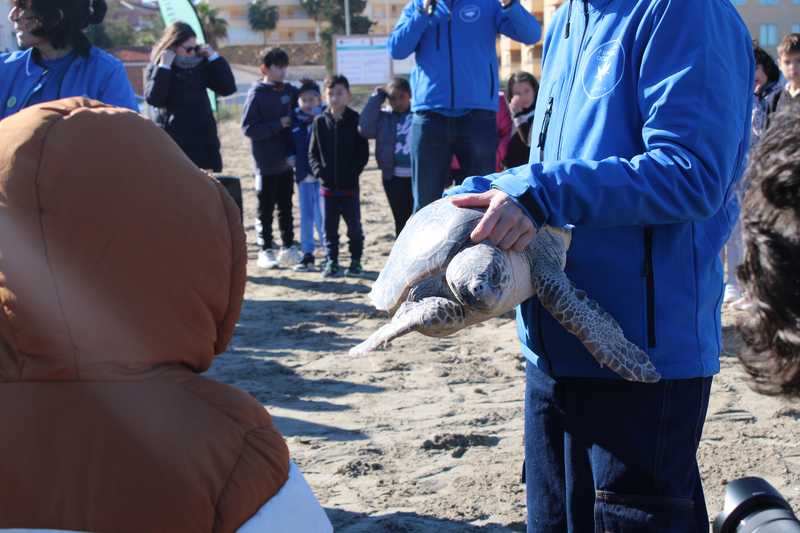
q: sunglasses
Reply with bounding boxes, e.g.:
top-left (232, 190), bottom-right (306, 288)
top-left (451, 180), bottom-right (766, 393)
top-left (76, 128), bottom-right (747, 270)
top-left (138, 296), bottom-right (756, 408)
top-left (179, 44), bottom-right (201, 54)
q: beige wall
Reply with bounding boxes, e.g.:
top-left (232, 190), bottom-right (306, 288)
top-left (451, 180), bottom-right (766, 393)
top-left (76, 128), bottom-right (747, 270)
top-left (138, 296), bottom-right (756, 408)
top-left (734, 0), bottom-right (800, 58)
top-left (208, 0), bottom-right (320, 45)
top-left (0, 0), bottom-right (15, 52)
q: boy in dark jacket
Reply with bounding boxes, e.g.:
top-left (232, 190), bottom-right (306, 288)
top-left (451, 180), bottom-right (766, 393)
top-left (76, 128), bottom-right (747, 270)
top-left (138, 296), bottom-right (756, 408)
top-left (241, 48), bottom-right (300, 269)
top-left (309, 75), bottom-right (369, 277)
top-left (291, 79), bottom-right (325, 271)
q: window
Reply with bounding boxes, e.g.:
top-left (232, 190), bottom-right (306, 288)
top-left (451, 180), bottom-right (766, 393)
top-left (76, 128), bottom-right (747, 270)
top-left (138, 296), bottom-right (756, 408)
top-left (760, 23), bottom-right (778, 45)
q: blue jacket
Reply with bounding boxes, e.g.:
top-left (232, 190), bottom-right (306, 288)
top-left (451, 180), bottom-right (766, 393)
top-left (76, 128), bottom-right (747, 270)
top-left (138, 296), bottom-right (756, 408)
top-left (388, 0), bottom-right (541, 112)
top-left (241, 81), bottom-right (298, 175)
top-left (358, 91), bottom-right (411, 181)
top-left (0, 47), bottom-right (137, 120)
top-left (447, 0), bottom-right (754, 379)
top-left (291, 106), bottom-right (322, 181)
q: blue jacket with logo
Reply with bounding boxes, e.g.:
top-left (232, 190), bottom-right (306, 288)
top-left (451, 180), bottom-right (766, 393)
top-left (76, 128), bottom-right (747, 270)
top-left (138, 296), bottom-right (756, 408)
top-left (447, 0), bottom-right (754, 379)
top-left (0, 46), bottom-right (137, 120)
top-left (388, 0), bottom-right (541, 112)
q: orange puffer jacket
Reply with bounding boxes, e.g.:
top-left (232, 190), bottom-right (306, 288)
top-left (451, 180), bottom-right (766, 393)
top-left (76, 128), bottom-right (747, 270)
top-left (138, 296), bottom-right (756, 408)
top-left (0, 98), bottom-right (290, 532)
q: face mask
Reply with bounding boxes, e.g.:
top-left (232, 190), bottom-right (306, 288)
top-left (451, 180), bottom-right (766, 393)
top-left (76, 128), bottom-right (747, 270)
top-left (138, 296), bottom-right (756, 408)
top-left (173, 55), bottom-right (204, 69)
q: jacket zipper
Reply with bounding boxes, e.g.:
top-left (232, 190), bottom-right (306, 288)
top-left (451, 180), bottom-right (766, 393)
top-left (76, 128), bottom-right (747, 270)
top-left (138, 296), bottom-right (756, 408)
top-left (436, 25), bottom-right (441, 50)
top-left (446, 0), bottom-right (457, 108)
top-left (489, 63), bottom-right (495, 99)
top-left (556, 0), bottom-right (590, 159)
top-left (643, 227), bottom-right (656, 348)
top-left (537, 96), bottom-right (554, 161)
top-left (333, 116), bottom-right (339, 188)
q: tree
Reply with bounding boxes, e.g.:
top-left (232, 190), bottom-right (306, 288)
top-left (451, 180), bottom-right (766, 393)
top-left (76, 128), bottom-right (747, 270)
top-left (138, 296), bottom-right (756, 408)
top-left (248, 0), bottom-right (279, 45)
top-left (195, 2), bottom-right (228, 49)
top-left (300, 0), bottom-right (373, 70)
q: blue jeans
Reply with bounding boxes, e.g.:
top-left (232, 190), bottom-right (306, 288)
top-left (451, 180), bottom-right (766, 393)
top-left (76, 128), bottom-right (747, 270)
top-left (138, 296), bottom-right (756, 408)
top-left (410, 109), bottom-right (498, 212)
top-left (297, 179), bottom-right (324, 255)
top-left (524, 362), bottom-right (712, 533)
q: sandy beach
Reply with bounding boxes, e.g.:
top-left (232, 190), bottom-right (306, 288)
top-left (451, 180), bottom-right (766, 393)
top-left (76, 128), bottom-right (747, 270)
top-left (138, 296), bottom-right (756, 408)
top-left (206, 119), bottom-right (800, 531)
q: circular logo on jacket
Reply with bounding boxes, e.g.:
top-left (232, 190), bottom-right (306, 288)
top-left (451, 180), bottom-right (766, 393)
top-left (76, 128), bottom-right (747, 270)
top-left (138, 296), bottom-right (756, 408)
top-left (581, 39), bottom-right (626, 99)
top-left (459, 4), bottom-right (481, 22)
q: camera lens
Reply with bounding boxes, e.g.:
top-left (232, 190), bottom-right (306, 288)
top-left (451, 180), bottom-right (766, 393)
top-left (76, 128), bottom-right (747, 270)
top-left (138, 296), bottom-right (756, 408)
top-left (713, 477), bottom-right (800, 533)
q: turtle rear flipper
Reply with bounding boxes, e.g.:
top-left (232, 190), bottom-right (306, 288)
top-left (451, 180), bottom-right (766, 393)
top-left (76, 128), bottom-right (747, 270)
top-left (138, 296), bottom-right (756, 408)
top-left (531, 233), bottom-right (661, 383)
top-left (350, 298), bottom-right (467, 355)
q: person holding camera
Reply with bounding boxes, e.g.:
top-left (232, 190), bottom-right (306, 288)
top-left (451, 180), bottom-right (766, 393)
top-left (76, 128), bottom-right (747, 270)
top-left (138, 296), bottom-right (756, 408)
top-left (1, 0), bottom-right (137, 120)
top-left (387, 0), bottom-right (541, 212)
top-left (145, 21), bottom-right (236, 173)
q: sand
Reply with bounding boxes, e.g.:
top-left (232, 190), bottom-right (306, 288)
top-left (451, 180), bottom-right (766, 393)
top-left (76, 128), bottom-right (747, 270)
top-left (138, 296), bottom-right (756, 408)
top-left (206, 120), bottom-right (800, 531)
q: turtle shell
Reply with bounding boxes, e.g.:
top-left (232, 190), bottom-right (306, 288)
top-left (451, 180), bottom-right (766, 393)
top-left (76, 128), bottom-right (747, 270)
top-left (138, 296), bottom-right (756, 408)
top-left (369, 198), bottom-right (484, 312)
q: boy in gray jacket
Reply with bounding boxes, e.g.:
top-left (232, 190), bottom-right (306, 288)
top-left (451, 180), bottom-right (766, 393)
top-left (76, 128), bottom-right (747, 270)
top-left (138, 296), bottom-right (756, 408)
top-left (358, 78), bottom-right (413, 237)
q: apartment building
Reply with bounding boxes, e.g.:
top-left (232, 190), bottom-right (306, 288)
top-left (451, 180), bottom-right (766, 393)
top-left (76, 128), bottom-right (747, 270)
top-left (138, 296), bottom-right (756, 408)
top-left (0, 0), bottom-right (16, 52)
top-left (733, 0), bottom-right (800, 57)
top-left (208, 0), bottom-right (319, 45)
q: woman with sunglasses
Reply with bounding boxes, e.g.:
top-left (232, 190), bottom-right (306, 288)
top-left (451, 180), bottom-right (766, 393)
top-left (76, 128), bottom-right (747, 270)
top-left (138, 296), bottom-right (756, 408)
top-left (0, 0), bottom-right (137, 120)
top-left (146, 22), bottom-right (236, 173)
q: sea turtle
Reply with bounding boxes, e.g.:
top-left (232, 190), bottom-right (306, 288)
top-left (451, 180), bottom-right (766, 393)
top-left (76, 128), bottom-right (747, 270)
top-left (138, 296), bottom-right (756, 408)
top-left (350, 198), bottom-right (661, 383)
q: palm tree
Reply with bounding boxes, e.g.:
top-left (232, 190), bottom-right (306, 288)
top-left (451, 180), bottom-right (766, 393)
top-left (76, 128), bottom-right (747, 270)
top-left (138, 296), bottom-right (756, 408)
top-left (248, 0), bottom-right (279, 45)
top-left (195, 2), bottom-right (228, 49)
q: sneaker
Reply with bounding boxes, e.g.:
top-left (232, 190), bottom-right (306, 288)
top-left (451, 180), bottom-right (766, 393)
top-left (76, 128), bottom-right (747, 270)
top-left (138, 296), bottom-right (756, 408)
top-left (723, 284), bottom-right (742, 304)
top-left (293, 253), bottom-right (315, 272)
top-left (277, 244), bottom-right (303, 267)
top-left (344, 261), bottom-right (363, 276)
top-left (323, 260), bottom-right (340, 278)
top-left (257, 249), bottom-right (279, 269)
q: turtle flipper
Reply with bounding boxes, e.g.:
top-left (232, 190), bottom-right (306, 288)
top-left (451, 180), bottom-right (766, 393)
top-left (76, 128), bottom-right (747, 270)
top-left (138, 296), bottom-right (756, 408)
top-left (531, 230), bottom-right (661, 383)
top-left (350, 297), bottom-right (467, 355)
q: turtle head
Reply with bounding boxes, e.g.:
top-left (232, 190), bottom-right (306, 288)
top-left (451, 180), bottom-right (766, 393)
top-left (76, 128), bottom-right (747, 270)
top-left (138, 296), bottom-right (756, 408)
top-left (446, 244), bottom-right (511, 313)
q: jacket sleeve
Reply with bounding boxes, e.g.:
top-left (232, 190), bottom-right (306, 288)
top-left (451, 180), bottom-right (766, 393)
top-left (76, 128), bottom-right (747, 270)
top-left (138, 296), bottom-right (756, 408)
top-left (388, 0), bottom-right (430, 60)
top-left (358, 92), bottom-right (386, 139)
top-left (206, 56), bottom-right (237, 97)
top-left (356, 127), bottom-right (370, 172)
top-left (308, 118), bottom-right (322, 178)
top-left (486, 0), bottom-right (754, 228)
top-left (144, 63), bottom-right (171, 108)
top-left (495, 1), bottom-right (541, 45)
top-left (99, 60), bottom-right (138, 111)
top-left (241, 89), bottom-right (284, 141)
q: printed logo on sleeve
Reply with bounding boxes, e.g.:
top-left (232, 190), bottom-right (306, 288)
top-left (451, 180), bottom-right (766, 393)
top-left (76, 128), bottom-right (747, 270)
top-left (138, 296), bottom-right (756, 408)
top-left (581, 39), bottom-right (625, 99)
top-left (459, 5), bottom-right (481, 22)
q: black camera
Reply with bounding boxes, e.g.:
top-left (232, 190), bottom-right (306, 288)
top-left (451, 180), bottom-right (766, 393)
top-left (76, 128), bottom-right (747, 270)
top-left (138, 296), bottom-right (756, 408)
top-left (713, 477), bottom-right (800, 532)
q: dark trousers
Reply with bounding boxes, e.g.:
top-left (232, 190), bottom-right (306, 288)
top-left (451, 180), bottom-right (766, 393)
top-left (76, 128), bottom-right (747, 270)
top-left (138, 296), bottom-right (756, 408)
top-left (322, 193), bottom-right (363, 264)
top-left (255, 168), bottom-right (294, 250)
top-left (410, 109), bottom-right (498, 212)
top-left (524, 362), bottom-right (712, 533)
top-left (382, 177), bottom-right (414, 237)
top-left (216, 176), bottom-right (243, 223)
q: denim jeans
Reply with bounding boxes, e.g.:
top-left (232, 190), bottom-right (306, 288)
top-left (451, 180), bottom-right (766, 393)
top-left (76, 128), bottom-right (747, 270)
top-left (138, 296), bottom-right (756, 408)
top-left (297, 179), bottom-right (324, 255)
top-left (322, 193), bottom-right (363, 264)
top-left (524, 362), bottom-right (712, 533)
top-left (410, 109), bottom-right (498, 212)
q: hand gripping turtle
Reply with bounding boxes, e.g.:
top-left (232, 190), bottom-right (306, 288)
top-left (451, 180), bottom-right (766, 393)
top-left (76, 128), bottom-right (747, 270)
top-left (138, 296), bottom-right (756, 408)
top-left (350, 198), bottom-right (661, 383)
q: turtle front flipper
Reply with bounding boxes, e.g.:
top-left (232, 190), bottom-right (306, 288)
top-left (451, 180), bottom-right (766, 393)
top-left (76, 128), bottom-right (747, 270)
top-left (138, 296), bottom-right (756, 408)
top-left (531, 229), bottom-right (661, 383)
top-left (349, 297), bottom-right (467, 355)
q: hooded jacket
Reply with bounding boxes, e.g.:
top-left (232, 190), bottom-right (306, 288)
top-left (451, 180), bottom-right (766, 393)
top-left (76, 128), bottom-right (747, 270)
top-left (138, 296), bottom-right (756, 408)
top-left (388, 0), bottom-right (541, 112)
top-left (241, 81), bottom-right (299, 176)
top-left (309, 107), bottom-right (370, 192)
top-left (447, 0), bottom-right (754, 379)
top-left (0, 98), bottom-right (331, 532)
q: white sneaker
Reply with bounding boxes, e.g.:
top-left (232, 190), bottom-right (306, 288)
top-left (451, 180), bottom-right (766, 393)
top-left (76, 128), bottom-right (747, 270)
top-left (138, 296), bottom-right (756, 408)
top-left (257, 249), bottom-right (279, 269)
top-left (723, 284), bottom-right (742, 304)
top-left (277, 245), bottom-right (303, 267)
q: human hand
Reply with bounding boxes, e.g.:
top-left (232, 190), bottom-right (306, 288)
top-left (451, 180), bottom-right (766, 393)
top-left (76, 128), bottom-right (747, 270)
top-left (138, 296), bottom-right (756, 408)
top-left (374, 86), bottom-right (388, 99)
top-left (198, 44), bottom-right (214, 58)
top-left (499, 0), bottom-right (513, 6)
top-left (159, 49), bottom-right (176, 67)
top-left (280, 116), bottom-right (292, 128)
top-left (450, 189), bottom-right (536, 252)
top-left (509, 95), bottom-right (524, 114)
top-left (424, 0), bottom-right (450, 20)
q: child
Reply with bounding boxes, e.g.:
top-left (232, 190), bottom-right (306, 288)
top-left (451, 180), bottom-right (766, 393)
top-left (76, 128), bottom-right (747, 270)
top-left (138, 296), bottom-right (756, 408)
top-left (767, 33), bottom-right (800, 119)
top-left (309, 75), bottom-right (369, 277)
top-left (358, 77), bottom-right (413, 237)
top-left (291, 79), bottom-right (326, 271)
top-left (503, 71), bottom-right (539, 169)
top-left (241, 47), bottom-right (301, 269)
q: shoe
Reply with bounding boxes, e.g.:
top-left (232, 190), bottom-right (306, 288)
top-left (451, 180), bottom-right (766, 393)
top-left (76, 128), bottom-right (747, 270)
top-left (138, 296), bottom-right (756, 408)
top-left (293, 253), bottom-right (315, 272)
top-left (344, 261), bottom-right (363, 276)
top-left (723, 284), bottom-right (742, 304)
top-left (323, 260), bottom-right (340, 278)
top-left (731, 296), bottom-right (754, 311)
top-left (277, 244), bottom-right (303, 267)
top-left (257, 249), bottom-right (279, 269)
